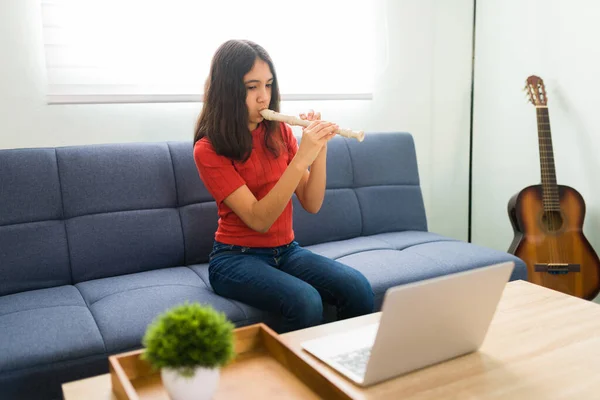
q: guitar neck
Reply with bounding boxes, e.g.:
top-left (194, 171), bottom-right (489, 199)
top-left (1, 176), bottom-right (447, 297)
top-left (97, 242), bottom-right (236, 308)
top-left (536, 106), bottom-right (560, 211)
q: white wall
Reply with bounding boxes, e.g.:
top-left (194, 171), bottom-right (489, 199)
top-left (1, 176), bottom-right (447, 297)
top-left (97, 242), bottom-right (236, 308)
top-left (0, 0), bottom-right (474, 242)
top-left (472, 0), bottom-right (600, 257)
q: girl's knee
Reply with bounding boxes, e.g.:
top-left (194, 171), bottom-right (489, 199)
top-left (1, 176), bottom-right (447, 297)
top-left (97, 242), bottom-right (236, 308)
top-left (348, 270), bottom-right (375, 314)
top-left (283, 286), bottom-right (323, 330)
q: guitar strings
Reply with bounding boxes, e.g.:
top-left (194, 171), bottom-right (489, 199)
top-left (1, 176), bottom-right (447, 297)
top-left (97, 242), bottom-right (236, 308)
top-left (537, 105), bottom-right (558, 264)
top-left (543, 107), bottom-right (567, 265)
top-left (537, 104), bottom-right (564, 265)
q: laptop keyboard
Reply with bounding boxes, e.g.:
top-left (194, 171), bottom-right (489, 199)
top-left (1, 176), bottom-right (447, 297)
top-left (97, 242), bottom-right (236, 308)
top-left (330, 346), bottom-right (372, 377)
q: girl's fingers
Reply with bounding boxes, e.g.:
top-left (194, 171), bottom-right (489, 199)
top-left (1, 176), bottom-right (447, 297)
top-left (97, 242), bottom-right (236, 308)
top-left (315, 124), bottom-right (338, 139)
top-left (305, 121), bottom-right (338, 140)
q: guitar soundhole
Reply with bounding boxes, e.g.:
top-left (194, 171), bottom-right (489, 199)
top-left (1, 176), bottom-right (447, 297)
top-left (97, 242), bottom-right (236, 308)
top-left (542, 211), bottom-right (564, 232)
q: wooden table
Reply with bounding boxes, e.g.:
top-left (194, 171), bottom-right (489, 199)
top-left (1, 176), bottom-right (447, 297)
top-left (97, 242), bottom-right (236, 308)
top-left (63, 280), bottom-right (600, 399)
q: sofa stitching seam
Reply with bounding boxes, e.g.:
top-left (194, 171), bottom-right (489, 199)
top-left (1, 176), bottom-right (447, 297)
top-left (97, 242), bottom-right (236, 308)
top-left (333, 247), bottom-right (395, 260)
top-left (54, 149), bottom-right (75, 285)
top-left (0, 304), bottom-right (89, 319)
top-left (371, 236), bottom-right (457, 249)
top-left (342, 139), bottom-right (364, 236)
top-left (229, 301), bottom-right (249, 320)
top-left (331, 238), bottom-right (458, 260)
top-left (187, 266), bottom-right (210, 287)
top-left (73, 286), bottom-right (108, 352)
top-left (0, 184), bottom-right (423, 229)
top-left (87, 283), bottom-right (208, 306)
top-left (166, 143), bottom-right (187, 266)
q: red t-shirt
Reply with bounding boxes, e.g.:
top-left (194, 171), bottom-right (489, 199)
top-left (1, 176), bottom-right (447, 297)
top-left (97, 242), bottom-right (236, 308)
top-left (193, 122), bottom-right (299, 247)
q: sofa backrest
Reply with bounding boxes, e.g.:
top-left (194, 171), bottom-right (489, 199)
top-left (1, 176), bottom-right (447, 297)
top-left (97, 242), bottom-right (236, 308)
top-left (0, 148), bottom-right (72, 296)
top-left (0, 132), bottom-right (426, 296)
top-left (291, 132), bottom-right (427, 246)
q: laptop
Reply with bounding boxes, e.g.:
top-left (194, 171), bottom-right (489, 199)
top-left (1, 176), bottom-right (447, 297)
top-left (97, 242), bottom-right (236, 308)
top-left (301, 261), bottom-right (515, 387)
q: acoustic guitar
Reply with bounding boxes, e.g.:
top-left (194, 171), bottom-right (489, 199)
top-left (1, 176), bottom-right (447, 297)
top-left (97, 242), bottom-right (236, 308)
top-left (507, 75), bottom-right (600, 300)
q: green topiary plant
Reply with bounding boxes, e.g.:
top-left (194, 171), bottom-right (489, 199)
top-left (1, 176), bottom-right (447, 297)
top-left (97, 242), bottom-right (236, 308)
top-left (141, 302), bottom-right (236, 377)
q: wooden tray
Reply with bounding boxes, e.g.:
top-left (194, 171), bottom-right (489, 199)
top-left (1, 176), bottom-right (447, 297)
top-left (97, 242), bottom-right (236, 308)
top-left (109, 323), bottom-right (352, 400)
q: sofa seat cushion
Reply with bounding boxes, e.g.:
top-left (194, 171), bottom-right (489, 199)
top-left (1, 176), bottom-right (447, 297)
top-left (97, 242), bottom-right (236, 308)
top-left (307, 231), bottom-right (527, 309)
top-left (75, 267), bottom-right (246, 353)
top-left (0, 286), bottom-right (105, 373)
top-left (305, 231), bottom-right (457, 260)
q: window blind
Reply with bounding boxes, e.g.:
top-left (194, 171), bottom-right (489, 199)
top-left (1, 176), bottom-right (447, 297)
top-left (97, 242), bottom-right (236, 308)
top-left (40, 0), bottom-right (381, 104)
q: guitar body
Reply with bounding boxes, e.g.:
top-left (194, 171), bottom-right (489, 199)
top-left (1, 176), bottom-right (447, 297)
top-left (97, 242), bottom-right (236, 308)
top-left (508, 184), bottom-right (600, 300)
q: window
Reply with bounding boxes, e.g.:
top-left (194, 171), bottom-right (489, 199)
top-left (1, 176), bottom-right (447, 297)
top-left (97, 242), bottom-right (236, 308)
top-left (40, 0), bottom-right (382, 104)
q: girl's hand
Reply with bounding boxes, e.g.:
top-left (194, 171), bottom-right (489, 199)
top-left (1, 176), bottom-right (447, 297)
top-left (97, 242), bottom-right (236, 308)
top-left (300, 108), bottom-right (335, 153)
top-left (296, 119), bottom-right (338, 168)
top-left (299, 109), bottom-right (321, 122)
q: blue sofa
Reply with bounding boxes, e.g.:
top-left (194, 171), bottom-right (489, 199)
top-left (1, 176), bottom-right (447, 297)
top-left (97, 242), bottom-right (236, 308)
top-left (0, 132), bottom-right (526, 399)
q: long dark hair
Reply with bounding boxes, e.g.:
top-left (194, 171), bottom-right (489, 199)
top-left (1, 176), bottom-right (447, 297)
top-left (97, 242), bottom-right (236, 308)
top-left (193, 40), bottom-right (281, 162)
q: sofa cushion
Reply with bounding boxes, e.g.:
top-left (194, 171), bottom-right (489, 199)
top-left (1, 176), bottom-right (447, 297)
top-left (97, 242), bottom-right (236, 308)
top-left (54, 144), bottom-right (187, 282)
top-left (291, 136), bottom-right (360, 247)
top-left (168, 142), bottom-right (214, 207)
top-left (305, 231), bottom-right (455, 260)
top-left (56, 143), bottom-right (178, 218)
top-left (348, 134), bottom-right (420, 188)
top-left (0, 149), bottom-right (72, 296)
top-left (0, 286), bottom-right (105, 373)
top-left (307, 231), bottom-right (527, 308)
top-left (67, 209), bottom-right (185, 283)
top-left (75, 267), bottom-right (247, 353)
top-left (178, 203), bottom-right (219, 265)
top-left (292, 189), bottom-right (362, 246)
top-left (0, 221), bottom-right (72, 297)
top-left (0, 148), bottom-right (63, 226)
top-left (368, 231), bottom-right (459, 249)
top-left (395, 240), bottom-right (528, 281)
top-left (339, 243), bottom-right (526, 309)
top-left (347, 133), bottom-right (428, 235)
top-left (168, 142), bottom-right (219, 265)
top-left (293, 132), bottom-right (428, 245)
top-left (355, 186), bottom-right (428, 235)
top-left (290, 136), bottom-right (360, 246)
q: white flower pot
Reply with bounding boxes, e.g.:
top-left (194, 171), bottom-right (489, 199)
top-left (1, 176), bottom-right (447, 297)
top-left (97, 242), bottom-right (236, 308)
top-left (161, 366), bottom-right (220, 400)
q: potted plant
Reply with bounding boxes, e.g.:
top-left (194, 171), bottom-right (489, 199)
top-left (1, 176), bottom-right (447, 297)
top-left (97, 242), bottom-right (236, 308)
top-left (141, 302), bottom-right (236, 400)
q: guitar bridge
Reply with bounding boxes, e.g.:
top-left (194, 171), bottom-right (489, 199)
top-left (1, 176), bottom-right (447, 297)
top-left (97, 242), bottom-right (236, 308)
top-left (534, 263), bottom-right (581, 275)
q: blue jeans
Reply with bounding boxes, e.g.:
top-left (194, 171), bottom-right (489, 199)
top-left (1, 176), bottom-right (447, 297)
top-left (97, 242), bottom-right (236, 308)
top-left (208, 240), bottom-right (374, 333)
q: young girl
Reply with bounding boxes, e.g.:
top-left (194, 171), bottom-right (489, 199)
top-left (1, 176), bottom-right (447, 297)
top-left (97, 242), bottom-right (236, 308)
top-left (193, 39), bottom-right (374, 333)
